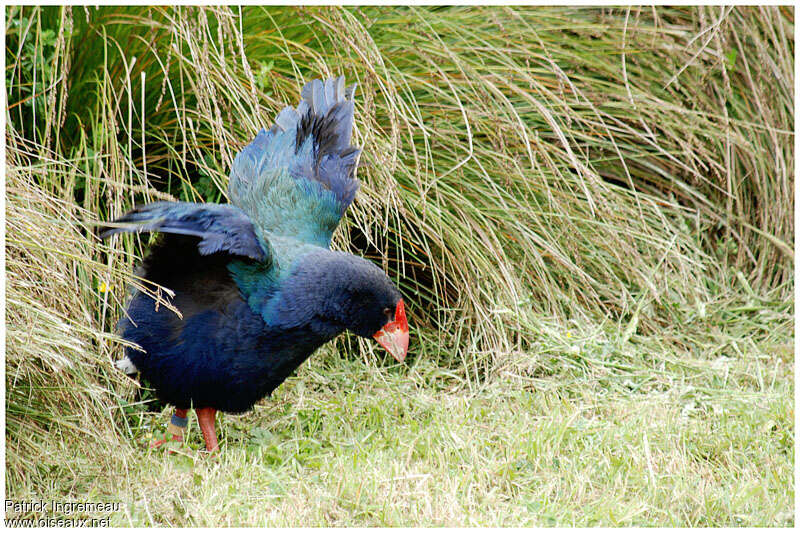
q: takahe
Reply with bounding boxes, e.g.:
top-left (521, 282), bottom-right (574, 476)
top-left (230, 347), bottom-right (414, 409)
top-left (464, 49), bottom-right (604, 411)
top-left (102, 76), bottom-right (409, 451)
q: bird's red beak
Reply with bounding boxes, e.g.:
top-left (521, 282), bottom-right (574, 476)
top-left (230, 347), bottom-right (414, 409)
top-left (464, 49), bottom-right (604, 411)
top-left (373, 299), bottom-right (409, 363)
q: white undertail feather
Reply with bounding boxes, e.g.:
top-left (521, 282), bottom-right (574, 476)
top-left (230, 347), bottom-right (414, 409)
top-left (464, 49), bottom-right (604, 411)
top-left (115, 356), bottom-right (139, 375)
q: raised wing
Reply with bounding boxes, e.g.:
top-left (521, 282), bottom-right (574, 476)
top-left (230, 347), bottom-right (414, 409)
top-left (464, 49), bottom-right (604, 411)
top-left (228, 76), bottom-right (361, 248)
top-left (100, 201), bottom-right (269, 262)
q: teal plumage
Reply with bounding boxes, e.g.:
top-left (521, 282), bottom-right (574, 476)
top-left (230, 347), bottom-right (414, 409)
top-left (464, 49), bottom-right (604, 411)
top-left (228, 76), bottom-right (360, 249)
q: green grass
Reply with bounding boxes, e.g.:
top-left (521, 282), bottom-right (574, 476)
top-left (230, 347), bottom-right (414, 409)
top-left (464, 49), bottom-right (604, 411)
top-left (7, 340), bottom-right (793, 526)
top-left (5, 5), bottom-right (794, 526)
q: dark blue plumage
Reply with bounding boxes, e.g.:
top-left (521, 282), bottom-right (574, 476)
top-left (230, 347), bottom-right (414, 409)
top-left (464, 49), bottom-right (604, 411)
top-left (117, 237), bottom-right (362, 413)
top-left (102, 77), bottom-right (409, 449)
top-left (101, 202), bottom-right (269, 262)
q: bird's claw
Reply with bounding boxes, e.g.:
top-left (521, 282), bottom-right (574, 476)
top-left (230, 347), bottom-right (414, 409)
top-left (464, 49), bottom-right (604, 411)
top-left (150, 433), bottom-right (183, 454)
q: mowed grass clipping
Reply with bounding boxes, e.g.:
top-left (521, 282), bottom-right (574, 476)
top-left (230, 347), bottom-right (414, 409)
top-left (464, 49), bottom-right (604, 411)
top-left (5, 5), bottom-right (794, 526)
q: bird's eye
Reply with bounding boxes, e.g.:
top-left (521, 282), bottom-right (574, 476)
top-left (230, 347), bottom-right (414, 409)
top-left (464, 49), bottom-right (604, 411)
top-left (383, 307), bottom-right (393, 319)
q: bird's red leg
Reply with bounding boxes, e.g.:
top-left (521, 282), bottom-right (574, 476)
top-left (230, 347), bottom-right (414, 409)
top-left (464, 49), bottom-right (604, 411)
top-left (196, 408), bottom-right (219, 452)
top-left (151, 408), bottom-right (188, 449)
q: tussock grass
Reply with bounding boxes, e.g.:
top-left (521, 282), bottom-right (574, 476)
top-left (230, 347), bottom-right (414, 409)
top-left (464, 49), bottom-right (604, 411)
top-left (5, 5), bottom-right (793, 526)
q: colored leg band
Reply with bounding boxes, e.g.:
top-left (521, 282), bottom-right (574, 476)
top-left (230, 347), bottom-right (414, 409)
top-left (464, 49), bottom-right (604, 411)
top-left (167, 413), bottom-right (188, 438)
top-left (171, 414), bottom-right (188, 428)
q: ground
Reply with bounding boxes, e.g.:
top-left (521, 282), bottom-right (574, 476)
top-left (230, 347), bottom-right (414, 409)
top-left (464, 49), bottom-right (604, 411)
top-left (11, 333), bottom-right (792, 527)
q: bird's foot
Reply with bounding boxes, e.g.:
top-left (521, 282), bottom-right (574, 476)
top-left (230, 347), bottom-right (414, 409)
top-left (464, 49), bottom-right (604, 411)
top-left (150, 409), bottom-right (188, 452)
top-left (149, 433), bottom-right (183, 450)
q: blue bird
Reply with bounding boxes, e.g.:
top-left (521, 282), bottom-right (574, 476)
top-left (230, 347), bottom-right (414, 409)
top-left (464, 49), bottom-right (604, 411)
top-left (102, 76), bottom-right (409, 451)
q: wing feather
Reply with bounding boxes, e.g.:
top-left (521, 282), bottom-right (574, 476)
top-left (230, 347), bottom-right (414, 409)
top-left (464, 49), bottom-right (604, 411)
top-left (100, 202), bottom-right (269, 263)
top-left (228, 76), bottom-right (361, 248)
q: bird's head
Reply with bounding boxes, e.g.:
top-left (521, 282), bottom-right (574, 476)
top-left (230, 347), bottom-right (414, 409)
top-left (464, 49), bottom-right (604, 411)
top-left (278, 250), bottom-right (409, 362)
top-left (329, 254), bottom-right (409, 363)
top-left (337, 262), bottom-right (409, 363)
